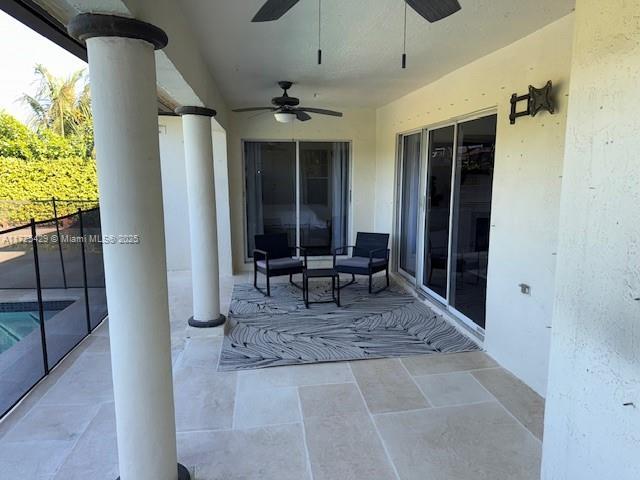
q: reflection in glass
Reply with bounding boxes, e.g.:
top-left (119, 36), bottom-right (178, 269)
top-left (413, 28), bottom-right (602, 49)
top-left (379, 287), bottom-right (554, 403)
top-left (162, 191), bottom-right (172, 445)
top-left (399, 133), bottom-right (422, 277)
top-left (299, 142), bottom-right (349, 256)
top-left (449, 115), bottom-right (497, 327)
top-left (423, 126), bottom-right (455, 298)
top-left (245, 142), bottom-right (296, 255)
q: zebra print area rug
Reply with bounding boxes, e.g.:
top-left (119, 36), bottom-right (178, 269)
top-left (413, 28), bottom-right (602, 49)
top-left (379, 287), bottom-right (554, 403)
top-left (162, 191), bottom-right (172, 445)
top-left (218, 280), bottom-right (479, 371)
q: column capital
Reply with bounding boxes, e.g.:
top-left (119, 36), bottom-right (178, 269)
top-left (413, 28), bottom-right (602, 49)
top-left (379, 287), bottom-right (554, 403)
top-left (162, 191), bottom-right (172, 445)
top-left (68, 13), bottom-right (168, 50)
top-left (175, 106), bottom-right (218, 117)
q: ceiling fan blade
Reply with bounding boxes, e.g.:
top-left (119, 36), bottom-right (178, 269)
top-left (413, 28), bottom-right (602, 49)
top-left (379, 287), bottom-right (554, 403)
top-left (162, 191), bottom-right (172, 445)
top-left (298, 107), bottom-right (343, 117)
top-left (232, 107), bottom-right (276, 112)
top-left (252, 0), bottom-right (300, 22)
top-left (295, 111), bottom-right (312, 122)
top-left (405, 0), bottom-right (461, 23)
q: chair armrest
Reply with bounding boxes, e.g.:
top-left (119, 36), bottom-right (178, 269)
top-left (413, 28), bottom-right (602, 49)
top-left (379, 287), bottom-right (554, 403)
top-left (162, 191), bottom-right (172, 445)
top-left (332, 245), bottom-right (354, 267)
top-left (368, 248), bottom-right (390, 263)
top-left (253, 249), bottom-right (268, 262)
top-left (332, 245), bottom-right (355, 255)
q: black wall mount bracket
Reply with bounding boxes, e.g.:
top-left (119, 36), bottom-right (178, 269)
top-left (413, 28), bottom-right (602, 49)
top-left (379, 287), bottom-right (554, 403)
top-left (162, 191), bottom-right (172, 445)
top-left (509, 80), bottom-right (555, 125)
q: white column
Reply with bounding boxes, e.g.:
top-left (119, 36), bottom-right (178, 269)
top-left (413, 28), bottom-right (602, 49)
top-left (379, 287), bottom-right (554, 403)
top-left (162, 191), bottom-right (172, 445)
top-left (176, 107), bottom-right (225, 328)
top-left (69, 14), bottom-right (188, 480)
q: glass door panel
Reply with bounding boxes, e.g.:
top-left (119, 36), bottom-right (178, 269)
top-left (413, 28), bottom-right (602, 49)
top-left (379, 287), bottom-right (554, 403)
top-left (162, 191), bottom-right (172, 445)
top-left (422, 125), bottom-right (455, 299)
top-left (245, 141), bottom-right (296, 256)
top-left (399, 133), bottom-right (422, 277)
top-left (449, 114), bottom-right (497, 328)
top-left (299, 142), bottom-right (350, 256)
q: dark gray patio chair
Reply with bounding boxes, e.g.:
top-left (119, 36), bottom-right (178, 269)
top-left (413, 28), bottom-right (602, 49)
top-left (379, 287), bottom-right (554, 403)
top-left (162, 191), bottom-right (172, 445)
top-left (253, 233), bottom-right (307, 296)
top-left (333, 232), bottom-right (390, 294)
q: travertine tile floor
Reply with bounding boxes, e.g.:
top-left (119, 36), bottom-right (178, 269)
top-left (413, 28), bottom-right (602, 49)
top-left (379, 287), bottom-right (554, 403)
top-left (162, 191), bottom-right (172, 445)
top-left (0, 271), bottom-right (545, 479)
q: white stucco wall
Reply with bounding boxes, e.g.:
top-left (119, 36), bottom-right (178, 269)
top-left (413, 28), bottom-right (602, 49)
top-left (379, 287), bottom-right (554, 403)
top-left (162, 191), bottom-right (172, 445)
top-left (374, 14), bottom-right (575, 396)
top-left (212, 126), bottom-right (233, 277)
top-left (158, 116), bottom-right (233, 276)
top-left (121, 0), bottom-right (230, 126)
top-left (159, 117), bottom-right (191, 271)
top-left (228, 109), bottom-right (377, 273)
top-left (542, 1), bottom-right (640, 478)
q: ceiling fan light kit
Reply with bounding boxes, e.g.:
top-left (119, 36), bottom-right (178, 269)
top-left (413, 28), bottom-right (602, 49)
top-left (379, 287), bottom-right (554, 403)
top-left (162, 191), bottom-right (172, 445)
top-left (274, 112), bottom-right (297, 123)
top-left (232, 81), bottom-right (343, 123)
top-left (251, 0), bottom-right (461, 69)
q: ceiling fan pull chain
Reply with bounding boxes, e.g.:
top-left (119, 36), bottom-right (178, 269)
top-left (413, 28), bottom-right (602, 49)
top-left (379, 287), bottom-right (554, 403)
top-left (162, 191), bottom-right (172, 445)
top-left (402, 1), bottom-right (407, 69)
top-left (317, 0), bottom-right (322, 64)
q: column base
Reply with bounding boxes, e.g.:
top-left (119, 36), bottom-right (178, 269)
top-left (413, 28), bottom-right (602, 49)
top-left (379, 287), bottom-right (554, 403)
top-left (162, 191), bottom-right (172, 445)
top-left (116, 463), bottom-right (190, 480)
top-left (188, 314), bottom-right (226, 328)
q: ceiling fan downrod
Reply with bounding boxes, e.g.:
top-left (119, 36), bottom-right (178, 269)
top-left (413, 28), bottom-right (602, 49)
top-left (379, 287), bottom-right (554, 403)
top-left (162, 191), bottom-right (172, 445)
top-left (317, 0), bottom-right (322, 65)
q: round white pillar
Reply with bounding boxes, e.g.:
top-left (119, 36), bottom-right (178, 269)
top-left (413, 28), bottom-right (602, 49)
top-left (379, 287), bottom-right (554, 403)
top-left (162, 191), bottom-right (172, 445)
top-left (175, 107), bottom-right (225, 328)
top-left (69, 14), bottom-right (189, 480)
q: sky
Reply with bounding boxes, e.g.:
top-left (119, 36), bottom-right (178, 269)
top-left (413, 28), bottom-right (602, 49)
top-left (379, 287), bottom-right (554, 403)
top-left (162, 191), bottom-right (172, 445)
top-left (0, 9), bottom-right (87, 124)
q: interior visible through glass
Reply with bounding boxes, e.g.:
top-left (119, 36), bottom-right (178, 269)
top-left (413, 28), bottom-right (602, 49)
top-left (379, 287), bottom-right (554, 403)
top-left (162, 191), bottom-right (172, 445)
top-left (245, 141), bottom-right (349, 257)
top-left (423, 125), bottom-right (455, 298)
top-left (399, 133), bottom-right (421, 277)
top-left (449, 114), bottom-right (497, 327)
top-left (245, 141), bottom-right (296, 255)
top-left (299, 142), bottom-right (349, 256)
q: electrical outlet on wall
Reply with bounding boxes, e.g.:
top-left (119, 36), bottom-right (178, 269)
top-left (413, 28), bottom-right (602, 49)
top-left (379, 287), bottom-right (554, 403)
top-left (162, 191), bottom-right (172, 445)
top-left (519, 283), bottom-right (531, 295)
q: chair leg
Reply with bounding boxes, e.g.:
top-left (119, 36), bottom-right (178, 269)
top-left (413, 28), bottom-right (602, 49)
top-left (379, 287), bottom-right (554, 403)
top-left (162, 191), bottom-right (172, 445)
top-left (267, 274), bottom-right (271, 297)
top-left (371, 269), bottom-right (391, 294)
top-left (304, 275), bottom-right (309, 309)
top-left (369, 273), bottom-right (372, 294)
top-left (288, 272), bottom-right (303, 290)
top-left (254, 270), bottom-right (271, 297)
top-left (337, 273), bottom-right (356, 290)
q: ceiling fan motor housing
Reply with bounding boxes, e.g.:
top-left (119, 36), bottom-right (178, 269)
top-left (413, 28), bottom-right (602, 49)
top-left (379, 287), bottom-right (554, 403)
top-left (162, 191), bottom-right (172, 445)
top-left (272, 96), bottom-right (300, 107)
top-left (272, 81), bottom-right (299, 107)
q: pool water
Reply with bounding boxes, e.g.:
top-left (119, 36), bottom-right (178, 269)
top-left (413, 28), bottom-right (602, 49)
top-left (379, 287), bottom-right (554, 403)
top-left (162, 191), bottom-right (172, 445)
top-left (0, 301), bottom-right (73, 354)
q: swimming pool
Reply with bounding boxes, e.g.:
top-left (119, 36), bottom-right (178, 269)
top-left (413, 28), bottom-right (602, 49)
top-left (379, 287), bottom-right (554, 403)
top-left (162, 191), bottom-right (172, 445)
top-left (0, 301), bottom-right (74, 354)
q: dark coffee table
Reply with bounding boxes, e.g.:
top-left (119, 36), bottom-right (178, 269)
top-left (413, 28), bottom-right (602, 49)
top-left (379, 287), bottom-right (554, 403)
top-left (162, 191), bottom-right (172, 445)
top-left (303, 268), bottom-right (340, 308)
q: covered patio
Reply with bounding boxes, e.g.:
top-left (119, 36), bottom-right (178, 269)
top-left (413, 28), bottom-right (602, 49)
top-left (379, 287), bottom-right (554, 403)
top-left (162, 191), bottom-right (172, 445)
top-left (0, 271), bottom-right (544, 479)
top-left (0, 0), bottom-right (638, 480)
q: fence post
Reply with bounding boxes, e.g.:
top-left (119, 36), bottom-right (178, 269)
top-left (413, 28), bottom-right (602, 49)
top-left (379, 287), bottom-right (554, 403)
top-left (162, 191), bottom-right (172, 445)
top-left (78, 209), bottom-right (92, 334)
top-left (52, 197), bottom-right (68, 289)
top-left (31, 218), bottom-right (49, 375)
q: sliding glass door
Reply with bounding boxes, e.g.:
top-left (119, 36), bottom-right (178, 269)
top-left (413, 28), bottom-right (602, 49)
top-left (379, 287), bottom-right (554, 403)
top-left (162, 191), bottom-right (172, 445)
top-left (448, 115), bottom-right (497, 328)
top-left (423, 125), bottom-right (455, 301)
top-left (398, 132), bottom-right (422, 278)
top-left (300, 142), bottom-right (350, 256)
top-left (245, 142), bottom-right (296, 254)
top-left (397, 113), bottom-right (497, 331)
top-left (245, 140), bottom-right (350, 258)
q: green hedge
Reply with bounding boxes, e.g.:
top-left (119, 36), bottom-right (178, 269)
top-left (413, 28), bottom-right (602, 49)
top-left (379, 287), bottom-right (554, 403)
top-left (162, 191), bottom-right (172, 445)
top-left (0, 157), bottom-right (99, 228)
top-left (0, 112), bottom-right (91, 160)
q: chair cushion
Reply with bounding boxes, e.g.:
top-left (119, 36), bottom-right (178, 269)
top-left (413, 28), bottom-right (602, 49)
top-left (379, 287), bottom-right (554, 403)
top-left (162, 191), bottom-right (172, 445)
top-left (335, 256), bottom-right (387, 270)
top-left (257, 257), bottom-right (303, 270)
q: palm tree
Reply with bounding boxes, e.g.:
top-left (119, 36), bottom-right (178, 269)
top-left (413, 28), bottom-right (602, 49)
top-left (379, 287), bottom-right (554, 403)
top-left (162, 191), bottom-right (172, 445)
top-left (21, 64), bottom-right (91, 137)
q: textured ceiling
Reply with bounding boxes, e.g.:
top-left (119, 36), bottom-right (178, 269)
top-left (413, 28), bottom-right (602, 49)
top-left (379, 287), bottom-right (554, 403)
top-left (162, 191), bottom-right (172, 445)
top-left (180, 0), bottom-right (575, 109)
